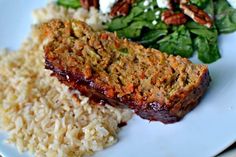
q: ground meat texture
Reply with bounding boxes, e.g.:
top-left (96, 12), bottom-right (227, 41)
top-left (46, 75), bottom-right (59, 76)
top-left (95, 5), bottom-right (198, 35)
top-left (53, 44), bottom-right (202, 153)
top-left (40, 19), bottom-right (210, 124)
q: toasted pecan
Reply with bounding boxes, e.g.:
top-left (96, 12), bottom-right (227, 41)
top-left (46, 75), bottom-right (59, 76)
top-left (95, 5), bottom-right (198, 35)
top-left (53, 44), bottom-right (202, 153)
top-left (180, 4), bottom-right (213, 28)
top-left (162, 10), bottom-right (188, 25)
top-left (110, 0), bottom-right (133, 17)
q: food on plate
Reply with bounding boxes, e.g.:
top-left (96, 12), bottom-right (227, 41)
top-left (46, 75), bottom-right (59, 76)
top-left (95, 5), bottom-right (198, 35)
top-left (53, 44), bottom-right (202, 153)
top-left (41, 19), bottom-right (210, 123)
top-left (0, 4), bottom-right (132, 157)
top-left (1, 0), bottom-right (232, 156)
top-left (57, 0), bottom-right (236, 63)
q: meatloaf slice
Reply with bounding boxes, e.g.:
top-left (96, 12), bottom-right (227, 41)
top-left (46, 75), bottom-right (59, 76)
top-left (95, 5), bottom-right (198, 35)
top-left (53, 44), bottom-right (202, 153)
top-left (40, 19), bottom-right (210, 123)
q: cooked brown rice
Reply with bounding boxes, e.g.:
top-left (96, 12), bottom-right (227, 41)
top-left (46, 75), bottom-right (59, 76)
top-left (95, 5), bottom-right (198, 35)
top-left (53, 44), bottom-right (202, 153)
top-left (0, 3), bottom-right (132, 157)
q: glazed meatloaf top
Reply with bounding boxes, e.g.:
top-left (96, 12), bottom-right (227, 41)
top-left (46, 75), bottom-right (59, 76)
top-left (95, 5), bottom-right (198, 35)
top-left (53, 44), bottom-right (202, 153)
top-left (40, 19), bottom-right (210, 123)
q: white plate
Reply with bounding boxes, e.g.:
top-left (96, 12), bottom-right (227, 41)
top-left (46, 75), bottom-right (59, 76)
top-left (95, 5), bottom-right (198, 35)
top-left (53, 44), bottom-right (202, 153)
top-left (0, 1), bottom-right (236, 157)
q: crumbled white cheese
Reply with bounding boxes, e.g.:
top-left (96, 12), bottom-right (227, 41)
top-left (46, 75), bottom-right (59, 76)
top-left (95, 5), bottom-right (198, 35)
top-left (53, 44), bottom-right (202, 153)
top-left (155, 10), bottom-right (160, 16)
top-left (143, 0), bottom-right (150, 6)
top-left (144, 8), bottom-right (148, 12)
top-left (155, 10), bottom-right (161, 18)
top-left (152, 20), bottom-right (157, 25)
top-left (99, 0), bottom-right (118, 14)
top-left (156, 0), bottom-right (169, 8)
top-left (150, 5), bottom-right (154, 10)
top-left (227, 0), bottom-right (236, 8)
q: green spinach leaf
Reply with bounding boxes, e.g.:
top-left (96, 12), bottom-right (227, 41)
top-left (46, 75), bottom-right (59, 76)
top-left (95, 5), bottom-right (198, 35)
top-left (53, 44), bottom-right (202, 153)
top-left (57, 0), bottom-right (81, 9)
top-left (107, 6), bottom-right (144, 30)
top-left (190, 0), bottom-right (209, 8)
top-left (204, 0), bottom-right (214, 15)
top-left (214, 0), bottom-right (236, 33)
top-left (116, 21), bottom-right (154, 38)
top-left (187, 22), bottom-right (216, 39)
top-left (187, 21), bottom-right (221, 63)
top-left (156, 26), bottom-right (194, 58)
top-left (139, 29), bottom-right (168, 45)
top-left (194, 36), bottom-right (221, 63)
top-left (133, 9), bottom-right (161, 22)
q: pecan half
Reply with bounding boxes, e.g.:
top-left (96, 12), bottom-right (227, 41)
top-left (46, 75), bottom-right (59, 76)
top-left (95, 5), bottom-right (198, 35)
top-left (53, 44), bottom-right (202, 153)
top-left (180, 4), bottom-right (213, 28)
top-left (80, 0), bottom-right (99, 9)
top-left (161, 10), bottom-right (188, 25)
top-left (110, 0), bottom-right (133, 17)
